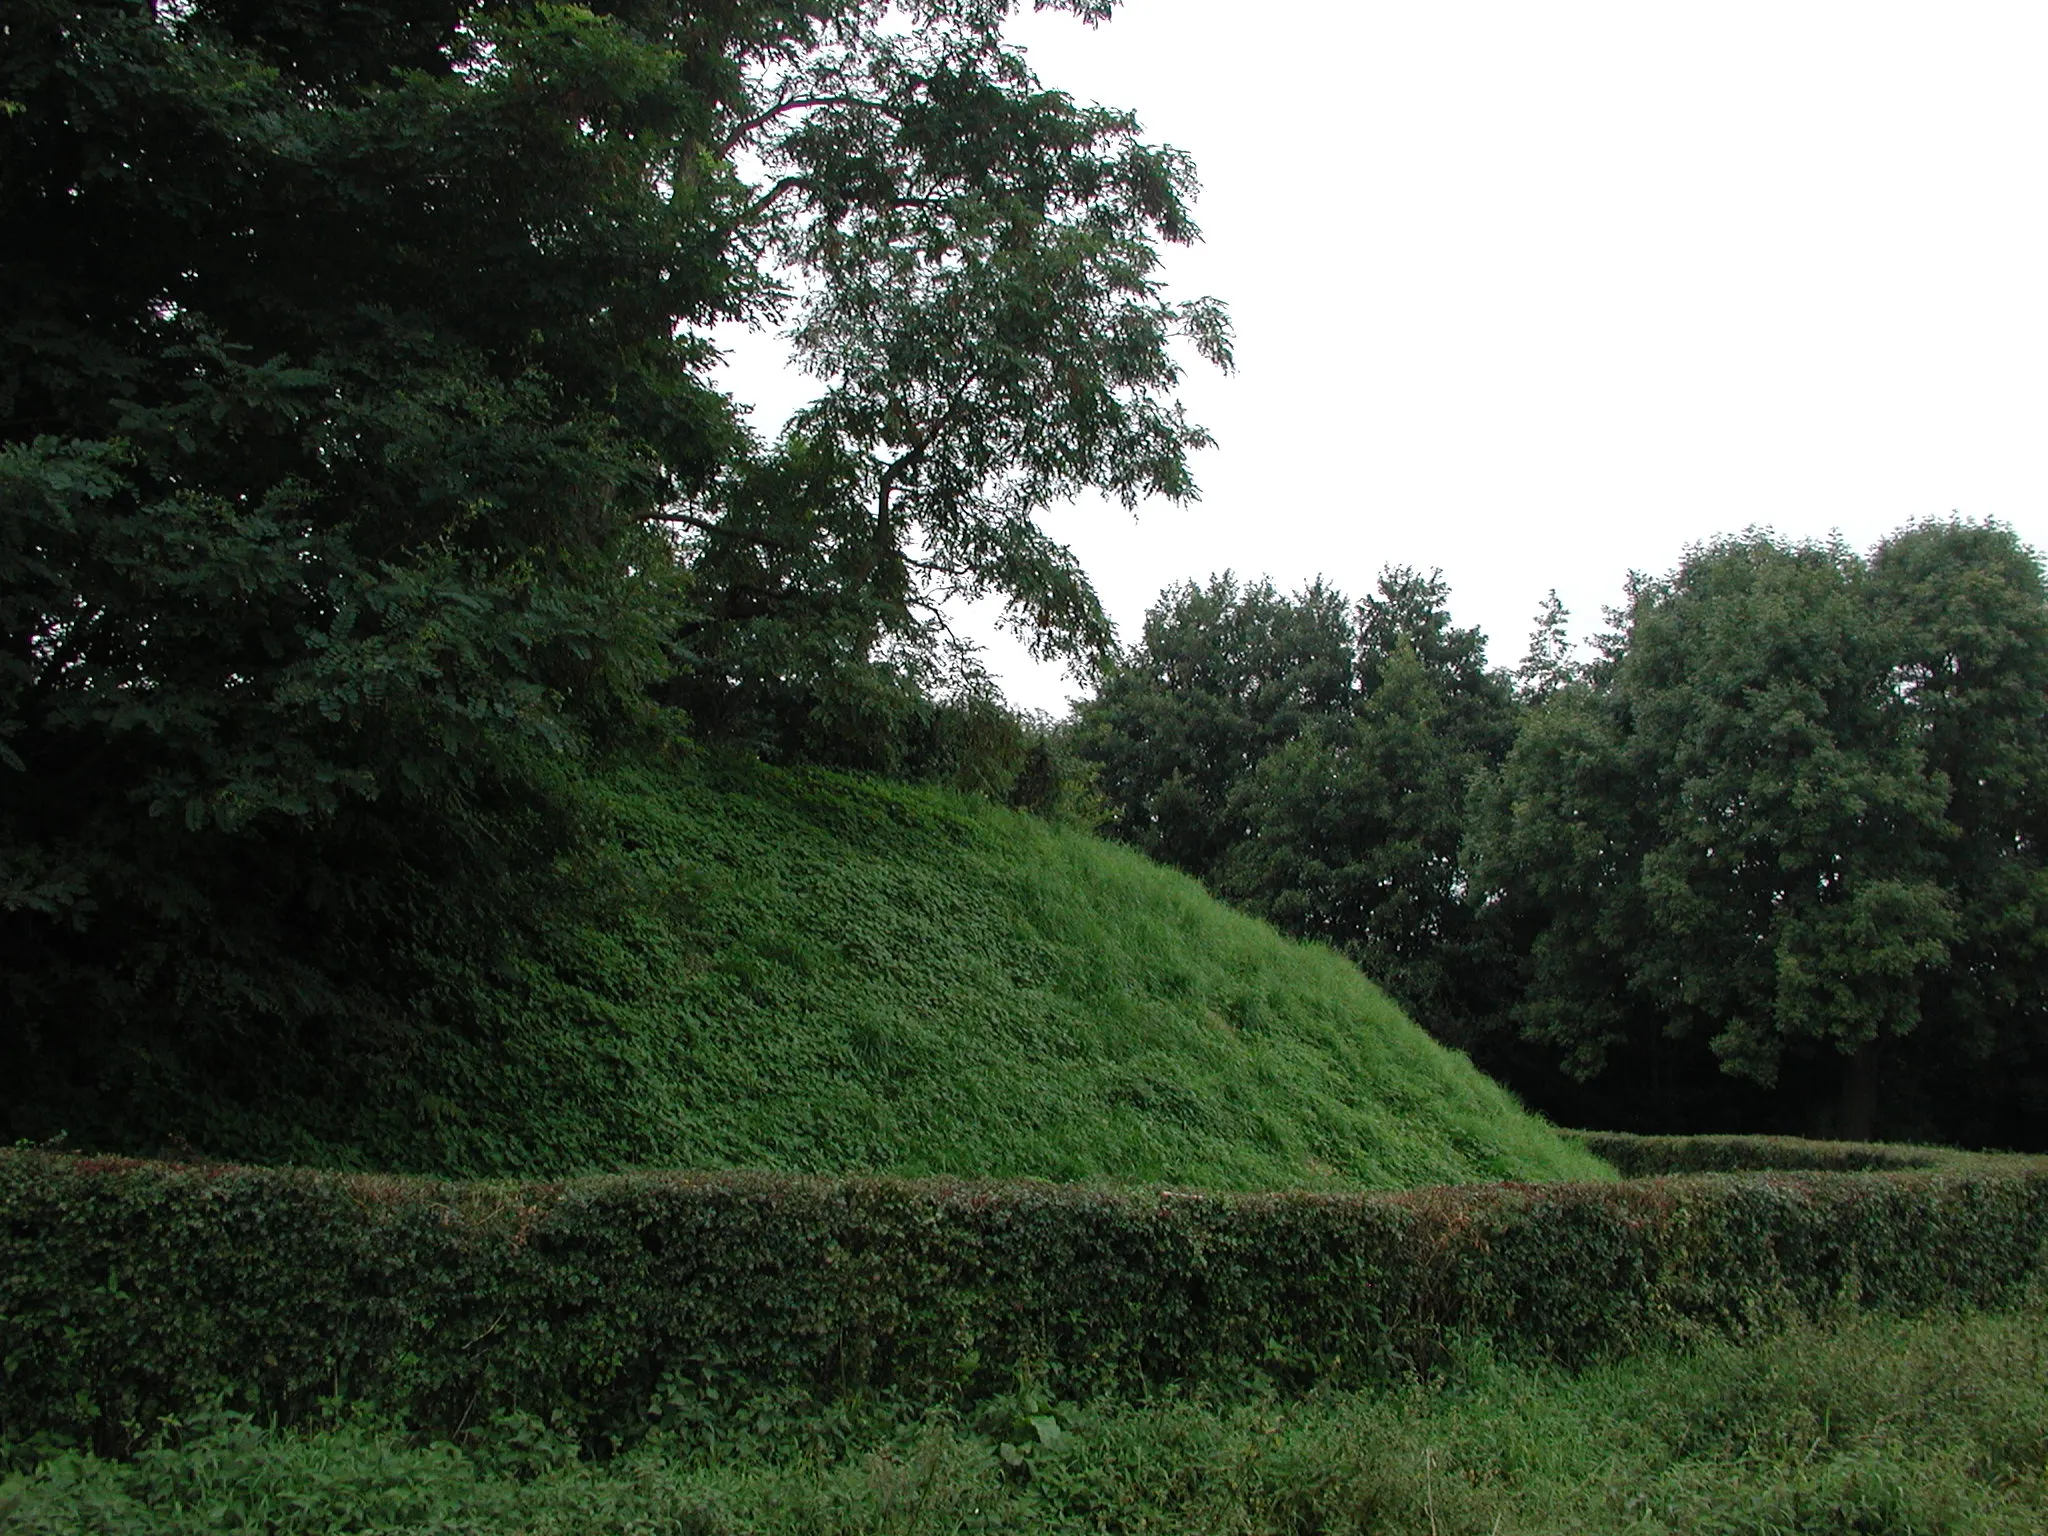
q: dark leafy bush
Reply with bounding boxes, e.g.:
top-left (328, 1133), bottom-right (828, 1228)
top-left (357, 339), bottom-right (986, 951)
top-left (3, 1149), bottom-right (2043, 1455)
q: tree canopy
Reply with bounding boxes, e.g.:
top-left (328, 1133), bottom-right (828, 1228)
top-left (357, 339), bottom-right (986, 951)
top-left (1074, 569), bottom-right (1518, 1044)
top-left (1467, 524), bottom-right (2048, 1143)
top-left (671, 0), bottom-right (1231, 746)
top-left (1073, 574), bottom-right (1355, 877)
top-left (1079, 526), bottom-right (2048, 1148)
top-left (0, 0), bottom-right (1225, 1135)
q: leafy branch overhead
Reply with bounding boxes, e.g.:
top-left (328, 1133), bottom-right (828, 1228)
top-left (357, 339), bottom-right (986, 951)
top-left (696, 0), bottom-right (1232, 668)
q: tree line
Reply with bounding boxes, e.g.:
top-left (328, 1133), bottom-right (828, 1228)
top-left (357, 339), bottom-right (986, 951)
top-left (1072, 524), bottom-right (2048, 1150)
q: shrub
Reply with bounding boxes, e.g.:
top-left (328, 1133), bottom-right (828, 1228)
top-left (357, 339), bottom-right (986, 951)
top-left (3, 1148), bottom-right (2044, 1454)
top-left (1570, 1131), bottom-right (1972, 1177)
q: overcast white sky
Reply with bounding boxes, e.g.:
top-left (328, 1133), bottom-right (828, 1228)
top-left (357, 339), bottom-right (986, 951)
top-left (721, 0), bottom-right (2048, 716)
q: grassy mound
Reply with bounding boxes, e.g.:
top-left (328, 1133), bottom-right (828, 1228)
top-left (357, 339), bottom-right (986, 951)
top-left (165, 753), bottom-right (1609, 1189)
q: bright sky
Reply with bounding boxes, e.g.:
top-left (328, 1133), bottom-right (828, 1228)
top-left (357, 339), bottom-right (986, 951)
top-left (721, 0), bottom-right (2048, 716)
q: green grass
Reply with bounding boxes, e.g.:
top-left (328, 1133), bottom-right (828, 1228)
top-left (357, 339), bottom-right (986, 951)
top-left (10, 1300), bottom-right (2043, 1534)
top-left (185, 750), bottom-right (1604, 1189)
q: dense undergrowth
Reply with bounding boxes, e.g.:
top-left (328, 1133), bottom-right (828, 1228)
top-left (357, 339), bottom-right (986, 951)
top-left (8, 1301), bottom-right (2043, 1535)
top-left (111, 750), bottom-right (1601, 1190)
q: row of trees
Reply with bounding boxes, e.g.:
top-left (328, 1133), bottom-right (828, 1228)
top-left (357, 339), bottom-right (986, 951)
top-left (2, 0), bottom-right (1222, 1136)
top-left (1074, 524), bottom-right (2048, 1148)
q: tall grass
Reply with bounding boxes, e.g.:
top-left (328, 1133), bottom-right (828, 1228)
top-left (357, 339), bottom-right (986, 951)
top-left (180, 751), bottom-right (1603, 1189)
top-left (11, 1300), bottom-right (2042, 1534)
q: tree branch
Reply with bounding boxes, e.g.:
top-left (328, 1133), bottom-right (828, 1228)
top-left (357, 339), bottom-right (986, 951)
top-left (875, 394), bottom-right (969, 526)
top-left (645, 510), bottom-right (720, 534)
top-left (719, 94), bottom-right (907, 157)
top-left (724, 175), bottom-right (811, 235)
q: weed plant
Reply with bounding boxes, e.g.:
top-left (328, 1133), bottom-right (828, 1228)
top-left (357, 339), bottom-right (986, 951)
top-left (153, 752), bottom-right (1601, 1189)
top-left (7, 1300), bottom-right (2042, 1534)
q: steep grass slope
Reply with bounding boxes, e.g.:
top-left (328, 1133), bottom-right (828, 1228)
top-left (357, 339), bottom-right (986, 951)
top-left (190, 753), bottom-right (1610, 1188)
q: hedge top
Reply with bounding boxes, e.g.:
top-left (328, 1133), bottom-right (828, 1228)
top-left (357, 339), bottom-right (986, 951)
top-left (4, 1141), bottom-right (2044, 1452)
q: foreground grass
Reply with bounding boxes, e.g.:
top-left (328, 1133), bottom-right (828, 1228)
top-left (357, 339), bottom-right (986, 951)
top-left (178, 751), bottom-right (1602, 1189)
top-left (10, 1303), bottom-right (2044, 1534)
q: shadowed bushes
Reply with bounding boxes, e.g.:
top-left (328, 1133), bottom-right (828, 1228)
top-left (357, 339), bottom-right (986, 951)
top-left (3, 1147), bottom-right (2043, 1453)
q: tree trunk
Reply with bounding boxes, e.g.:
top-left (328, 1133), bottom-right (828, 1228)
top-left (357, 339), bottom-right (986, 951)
top-left (1836, 1037), bottom-right (1882, 1143)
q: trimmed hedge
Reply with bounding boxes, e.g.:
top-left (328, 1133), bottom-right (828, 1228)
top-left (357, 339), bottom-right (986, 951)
top-left (3, 1149), bottom-right (2045, 1453)
top-left (1568, 1131), bottom-right (1972, 1177)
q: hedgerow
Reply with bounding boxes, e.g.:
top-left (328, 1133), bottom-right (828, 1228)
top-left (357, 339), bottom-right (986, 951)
top-left (1568, 1131), bottom-right (1998, 1176)
top-left (4, 1148), bottom-right (2043, 1456)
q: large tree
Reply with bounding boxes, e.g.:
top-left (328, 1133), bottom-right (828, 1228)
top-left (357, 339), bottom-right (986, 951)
top-left (1075, 569), bottom-right (1518, 1042)
top-left (1074, 574), bottom-right (1355, 878)
top-left (0, 0), bottom-right (1223, 1138)
top-left (1868, 520), bottom-right (2048, 1143)
top-left (1216, 638), bottom-right (1516, 1044)
top-left (665, 0), bottom-right (1229, 747)
top-left (1471, 524), bottom-right (2048, 1144)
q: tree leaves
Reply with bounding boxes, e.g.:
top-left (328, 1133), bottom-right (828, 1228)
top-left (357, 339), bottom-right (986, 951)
top-left (1469, 523), bottom-right (2048, 1142)
top-left (713, 0), bottom-right (1229, 673)
top-left (1076, 571), bottom-right (1518, 1045)
top-left (1, 0), bottom-right (1228, 1137)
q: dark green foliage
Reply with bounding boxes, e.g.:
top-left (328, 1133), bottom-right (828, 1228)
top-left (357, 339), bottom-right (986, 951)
top-left (1075, 570), bottom-right (1518, 1045)
top-left (1216, 638), bottom-right (1516, 1049)
top-left (1353, 566), bottom-right (1517, 766)
top-left (1868, 520), bottom-right (2048, 1145)
top-left (1, 0), bottom-right (1227, 1136)
top-left (1619, 538), bottom-right (1951, 1087)
top-left (1075, 573), bottom-right (1356, 876)
top-left (661, 0), bottom-right (1231, 744)
top-left (2, 1147), bottom-right (2043, 1456)
top-left (1515, 587), bottom-right (1577, 699)
top-left (671, 634), bottom-right (1102, 818)
top-left (1, 0), bottom-right (761, 1105)
top-left (6, 1305), bottom-right (2047, 1533)
top-left (1082, 524), bottom-right (2048, 1147)
top-left (1469, 522), bottom-right (2048, 1146)
top-left (7, 750), bottom-right (1600, 1189)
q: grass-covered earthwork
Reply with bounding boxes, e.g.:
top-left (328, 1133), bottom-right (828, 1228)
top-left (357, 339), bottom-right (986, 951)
top-left (149, 751), bottom-right (1604, 1190)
